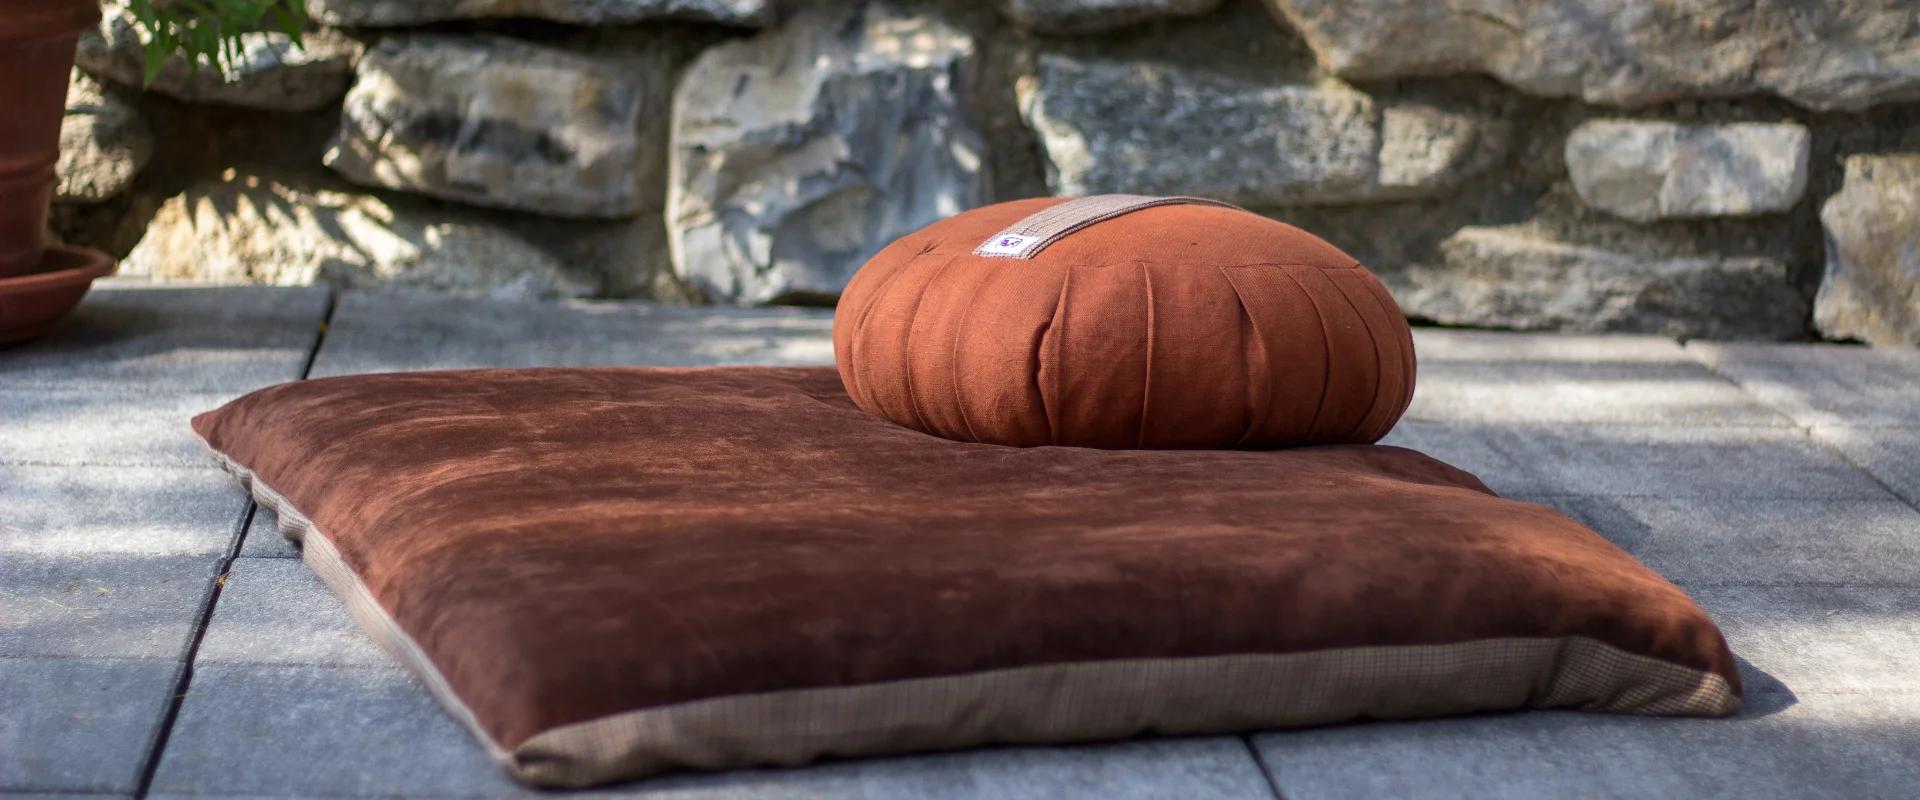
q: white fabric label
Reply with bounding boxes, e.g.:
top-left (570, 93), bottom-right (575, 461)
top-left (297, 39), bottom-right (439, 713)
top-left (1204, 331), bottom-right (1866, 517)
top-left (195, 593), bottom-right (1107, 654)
top-left (969, 195), bottom-right (1244, 260)
top-left (974, 233), bottom-right (1040, 258)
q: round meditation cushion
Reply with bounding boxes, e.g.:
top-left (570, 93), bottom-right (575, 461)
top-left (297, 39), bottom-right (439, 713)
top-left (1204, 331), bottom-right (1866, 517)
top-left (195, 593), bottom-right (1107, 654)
top-left (833, 195), bottom-right (1417, 449)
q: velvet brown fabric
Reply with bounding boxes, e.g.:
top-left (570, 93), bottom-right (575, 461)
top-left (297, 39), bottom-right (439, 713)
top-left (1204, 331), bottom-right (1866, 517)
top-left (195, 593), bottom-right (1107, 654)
top-left (834, 198), bottom-right (1417, 449)
top-left (193, 366), bottom-right (1738, 780)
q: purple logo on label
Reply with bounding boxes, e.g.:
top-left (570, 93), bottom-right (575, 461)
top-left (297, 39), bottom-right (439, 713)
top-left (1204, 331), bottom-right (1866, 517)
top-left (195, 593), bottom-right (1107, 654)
top-left (975, 232), bottom-right (1035, 257)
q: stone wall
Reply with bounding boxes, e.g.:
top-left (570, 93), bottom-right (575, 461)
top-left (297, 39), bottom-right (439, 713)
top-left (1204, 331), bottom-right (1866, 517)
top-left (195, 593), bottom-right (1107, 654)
top-left (50, 0), bottom-right (1920, 345)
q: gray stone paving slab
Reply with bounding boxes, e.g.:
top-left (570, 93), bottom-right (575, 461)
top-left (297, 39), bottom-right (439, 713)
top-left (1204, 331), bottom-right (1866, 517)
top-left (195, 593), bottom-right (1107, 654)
top-left (1252, 693), bottom-right (1920, 800)
top-left (619, 737), bottom-right (1274, 800)
top-left (1559, 496), bottom-right (1920, 586)
top-left (1688, 341), bottom-right (1920, 429)
top-left (1493, 424), bottom-right (1891, 498)
top-left (150, 663), bottom-right (1271, 800)
top-left (0, 388), bottom-right (234, 467)
top-left (1412, 329), bottom-right (1690, 363)
top-left (310, 289), bottom-right (835, 377)
top-left (197, 558), bottom-right (391, 668)
top-left (0, 554), bottom-right (219, 661)
top-left (1377, 422), bottom-right (1552, 496)
top-left (1692, 585), bottom-right (1920, 694)
top-left (0, 464), bottom-right (245, 556)
top-left (237, 506), bottom-right (299, 559)
top-left (0, 656), bottom-right (181, 794)
top-left (1405, 361), bottom-right (1790, 426)
top-left (147, 664), bottom-right (512, 799)
top-left (0, 282), bottom-right (329, 392)
top-left (1508, 494), bottom-right (1583, 515)
top-left (17, 288), bottom-right (1917, 800)
top-left (1813, 425), bottom-right (1920, 509)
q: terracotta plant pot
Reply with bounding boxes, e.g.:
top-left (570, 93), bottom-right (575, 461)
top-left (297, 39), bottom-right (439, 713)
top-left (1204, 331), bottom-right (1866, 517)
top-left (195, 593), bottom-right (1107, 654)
top-left (0, 0), bottom-right (117, 344)
top-left (0, 244), bottom-right (114, 344)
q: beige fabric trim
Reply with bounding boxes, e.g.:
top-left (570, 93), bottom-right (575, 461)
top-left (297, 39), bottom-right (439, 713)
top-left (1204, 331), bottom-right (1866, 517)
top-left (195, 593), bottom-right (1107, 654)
top-left (201, 438), bottom-right (1738, 790)
top-left (513, 638), bottom-right (1738, 787)
top-left (972, 194), bottom-right (1244, 259)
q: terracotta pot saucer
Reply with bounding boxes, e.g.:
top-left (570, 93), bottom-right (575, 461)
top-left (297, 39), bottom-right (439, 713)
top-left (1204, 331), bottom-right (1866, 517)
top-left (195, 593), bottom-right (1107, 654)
top-left (0, 244), bottom-right (115, 345)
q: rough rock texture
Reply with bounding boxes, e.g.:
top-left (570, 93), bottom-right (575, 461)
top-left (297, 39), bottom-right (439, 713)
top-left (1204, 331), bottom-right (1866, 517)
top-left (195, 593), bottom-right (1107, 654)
top-left (1018, 55), bottom-right (1504, 206)
top-left (326, 35), bottom-right (657, 219)
top-left (1816, 155), bottom-right (1920, 347)
top-left (56, 72), bottom-right (151, 204)
top-left (999, 0), bottom-right (1222, 34)
top-left (1393, 226), bottom-right (1806, 339)
top-left (309, 0), bottom-right (772, 27)
top-left (1263, 0), bottom-right (1920, 112)
top-left (668, 2), bottom-right (986, 305)
top-left (36, 0), bottom-right (1917, 340)
top-left (499, 212), bottom-right (692, 301)
top-left (1566, 121), bottom-right (1811, 222)
top-left (76, 3), bottom-right (357, 112)
top-left (122, 172), bottom-right (596, 300)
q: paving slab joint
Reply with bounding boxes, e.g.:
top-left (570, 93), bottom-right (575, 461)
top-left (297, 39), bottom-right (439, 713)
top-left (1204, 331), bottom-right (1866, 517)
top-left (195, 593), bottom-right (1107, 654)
top-left (1685, 346), bottom-right (1916, 512)
top-left (1240, 735), bottom-right (1288, 799)
top-left (298, 287), bottom-right (340, 381)
top-left (130, 290), bottom-right (336, 797)
top-left (129, 499), bottom-right (257, 799)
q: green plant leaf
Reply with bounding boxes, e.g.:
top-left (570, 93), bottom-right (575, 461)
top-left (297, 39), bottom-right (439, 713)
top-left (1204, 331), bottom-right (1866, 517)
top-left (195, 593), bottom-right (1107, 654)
top-left (141, 29), bottom-right (172, 86)
top-left (127, 0), bottom-right (308, 85)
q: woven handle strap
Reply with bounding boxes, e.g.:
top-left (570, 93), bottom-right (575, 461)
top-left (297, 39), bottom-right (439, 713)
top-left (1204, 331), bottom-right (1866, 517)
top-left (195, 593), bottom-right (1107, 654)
top-left (971, 194), bottom-right (1244, 260)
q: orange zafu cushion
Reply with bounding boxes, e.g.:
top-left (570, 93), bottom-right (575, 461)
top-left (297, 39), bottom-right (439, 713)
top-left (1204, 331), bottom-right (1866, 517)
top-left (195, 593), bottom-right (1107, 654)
top-left (834, 195), bottom-right (1417, 449)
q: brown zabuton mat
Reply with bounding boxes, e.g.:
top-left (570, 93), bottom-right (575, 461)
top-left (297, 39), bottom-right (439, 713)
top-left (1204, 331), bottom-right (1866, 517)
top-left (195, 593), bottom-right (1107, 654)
top-left (193, 366), bottom-right (1740, 787)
